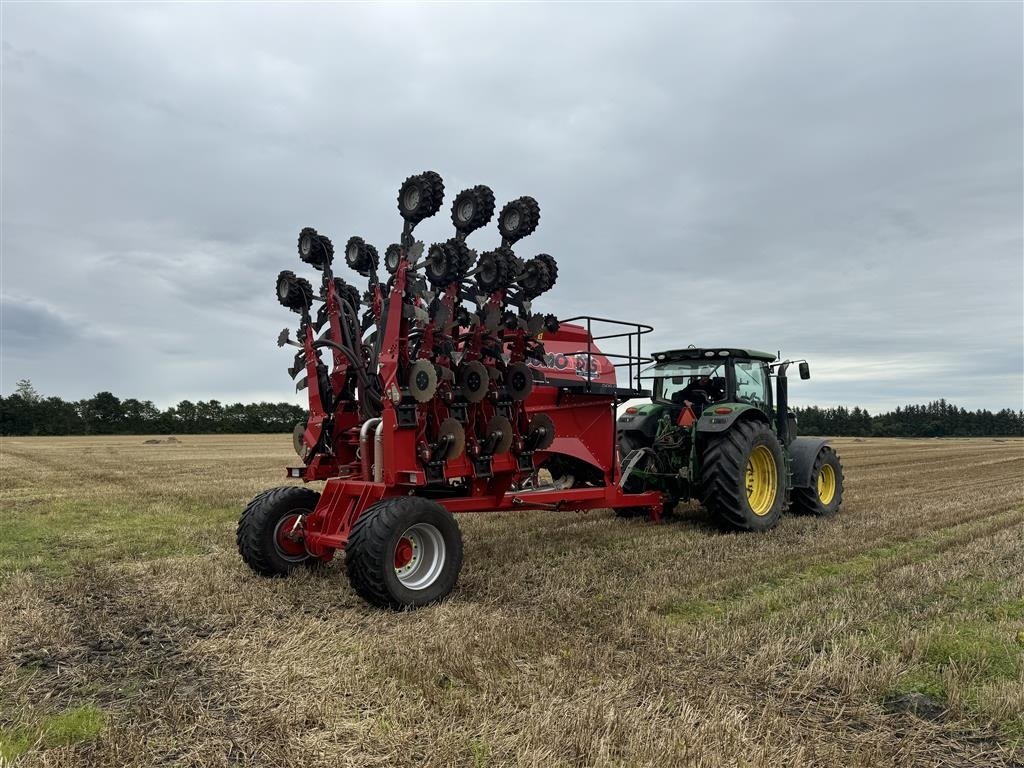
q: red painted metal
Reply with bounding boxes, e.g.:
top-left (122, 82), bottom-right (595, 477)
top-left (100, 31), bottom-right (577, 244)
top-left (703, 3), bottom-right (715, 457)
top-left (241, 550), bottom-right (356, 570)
top-left (286, 250), bottom-right (661, 562)
top-left (394, 538), bottom-right (414, 569)
top-left (275, 513), bottom-right (306, 557)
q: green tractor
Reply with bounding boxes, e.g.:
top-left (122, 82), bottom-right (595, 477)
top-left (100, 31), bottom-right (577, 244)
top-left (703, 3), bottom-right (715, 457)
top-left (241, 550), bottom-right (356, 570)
top-left (616, 348), bottom-right (843, 530)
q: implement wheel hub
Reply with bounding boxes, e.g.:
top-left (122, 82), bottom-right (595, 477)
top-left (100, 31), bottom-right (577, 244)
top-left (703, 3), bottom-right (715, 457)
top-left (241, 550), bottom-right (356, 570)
top-left (745, 445), bottom-right (778, 516)
top-left (274, 513), bottom-right (306, 559)
top-left (394, 537), bottom-right (415, 569)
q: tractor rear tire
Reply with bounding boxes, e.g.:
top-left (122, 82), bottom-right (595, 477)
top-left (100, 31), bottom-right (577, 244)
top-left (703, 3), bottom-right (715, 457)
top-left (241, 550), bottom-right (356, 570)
top-left (791, 446), bottom-right (844, 517)
top-left (699, 420), bottom-right (784, 532)
top-left (237, 486), bottom-right (322, 576)
top-left (345, 496), bottom-right (464, 610)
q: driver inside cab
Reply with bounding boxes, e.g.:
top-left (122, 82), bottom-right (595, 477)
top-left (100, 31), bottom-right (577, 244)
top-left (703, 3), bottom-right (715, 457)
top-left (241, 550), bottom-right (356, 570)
top-left (671, 375), bottom-right (726, 415)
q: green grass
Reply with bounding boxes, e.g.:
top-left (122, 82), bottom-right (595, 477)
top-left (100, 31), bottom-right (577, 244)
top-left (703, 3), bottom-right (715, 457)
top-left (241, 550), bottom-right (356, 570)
top-left (0, 705), bottom-right (105, 761)
top-left (660, 528), bottom-right (944, 623)
top-left (657, 520), bottom-right (1024, 743)
top-left (922, 621), bottom-right (1021, 681)
top-left (0, 500), bottom-right (238, 575)
top-left (660, 511), bottom-right (1023, 626)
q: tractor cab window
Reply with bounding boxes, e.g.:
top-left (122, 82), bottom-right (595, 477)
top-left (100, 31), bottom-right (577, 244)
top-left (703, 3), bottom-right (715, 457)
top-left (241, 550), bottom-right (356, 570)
top-left (734, 360), bottom-right (771, 408)
top-left (651, 361), bottom-right (727, 407)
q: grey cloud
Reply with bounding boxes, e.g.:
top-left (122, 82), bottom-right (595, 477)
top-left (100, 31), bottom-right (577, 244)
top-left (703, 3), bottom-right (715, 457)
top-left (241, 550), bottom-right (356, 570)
top-left (1, 3), bottom-right (1020, 410)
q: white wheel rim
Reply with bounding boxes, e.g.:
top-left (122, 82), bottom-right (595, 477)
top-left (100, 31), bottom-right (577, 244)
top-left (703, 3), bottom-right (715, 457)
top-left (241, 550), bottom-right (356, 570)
top-left (393, 523), bottom-right (446, 590)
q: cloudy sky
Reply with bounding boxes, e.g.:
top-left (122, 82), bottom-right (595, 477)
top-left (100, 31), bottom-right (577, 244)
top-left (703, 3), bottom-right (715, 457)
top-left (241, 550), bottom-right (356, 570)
top-left (2, 2), bottom-right (1021, 412)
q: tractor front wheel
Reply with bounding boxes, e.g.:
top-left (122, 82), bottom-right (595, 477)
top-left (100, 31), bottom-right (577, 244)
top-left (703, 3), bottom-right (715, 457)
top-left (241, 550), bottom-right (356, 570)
top-left (791, 446), bottom-right (844, 516)
top-left (345, 497), bottom-right (464, 610)
top-left (699, 420), bottom-right (785, 532)
top-left (237, 486), bottom-right (322, 576)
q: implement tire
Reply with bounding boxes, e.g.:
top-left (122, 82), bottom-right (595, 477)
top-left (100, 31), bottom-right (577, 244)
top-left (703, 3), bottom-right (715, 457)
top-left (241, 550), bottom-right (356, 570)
top-left (699, 420), bottom-right (784, 532)
top-left (345, 497), bottom-right (463, 610)
top-left (791, 446), bottom-right (844, 517)
top-left (237, 486), bottom-right (322, 576)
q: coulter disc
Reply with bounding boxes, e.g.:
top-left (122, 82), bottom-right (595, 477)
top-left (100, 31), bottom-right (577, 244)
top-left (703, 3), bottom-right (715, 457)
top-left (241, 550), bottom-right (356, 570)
top-left (436, 417), bottom-right (466, 460)
top-left (408, 360), bottom-right (439, 403)
top-left (485, 415), bottom-right (514, 455)
top-left (527, 413), bottom-right (555, 450)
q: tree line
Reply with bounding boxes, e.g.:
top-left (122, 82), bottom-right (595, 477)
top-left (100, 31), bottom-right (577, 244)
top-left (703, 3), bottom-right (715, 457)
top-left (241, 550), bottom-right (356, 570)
top-left (1, 381), bottom-right (1021, 437)
top-left (792, 400), bottom-right (1023, 438)
top-left (1, 380), bottom-right (306, 436)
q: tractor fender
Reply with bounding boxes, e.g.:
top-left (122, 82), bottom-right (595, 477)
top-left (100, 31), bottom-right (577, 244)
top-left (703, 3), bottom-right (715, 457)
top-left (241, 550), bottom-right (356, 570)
top-left (695, 403), bottom-right (768, 434)
top-left (788, 437), bottom-right (831, 488)
top-left (616, 403), bottom-right (666, 444)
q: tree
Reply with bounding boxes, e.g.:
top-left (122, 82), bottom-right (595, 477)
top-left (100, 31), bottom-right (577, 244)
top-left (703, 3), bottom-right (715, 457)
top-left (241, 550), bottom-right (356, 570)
top-left (15, 379), bottom-right (40, 403)
top-left (80, 392), bottom-right (125, 434)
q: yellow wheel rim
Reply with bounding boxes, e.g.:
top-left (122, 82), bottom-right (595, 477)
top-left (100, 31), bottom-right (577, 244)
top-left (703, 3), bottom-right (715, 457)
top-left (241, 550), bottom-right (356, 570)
top-left (817, 463), bottom-right (836, 505)
top-left (745, 445), bottom-right (778, 516)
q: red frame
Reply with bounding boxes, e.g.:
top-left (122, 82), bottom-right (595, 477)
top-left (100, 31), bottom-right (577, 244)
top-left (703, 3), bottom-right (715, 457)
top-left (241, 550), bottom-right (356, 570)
top-left (289, 252), bottom-right (664, 561)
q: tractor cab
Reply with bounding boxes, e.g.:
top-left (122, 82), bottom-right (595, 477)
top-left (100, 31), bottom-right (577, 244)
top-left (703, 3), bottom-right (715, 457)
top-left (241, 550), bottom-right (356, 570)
top-left (619, 348), bottom-right (782, 450)
top-left (648, 348), bottom-right (777, 415)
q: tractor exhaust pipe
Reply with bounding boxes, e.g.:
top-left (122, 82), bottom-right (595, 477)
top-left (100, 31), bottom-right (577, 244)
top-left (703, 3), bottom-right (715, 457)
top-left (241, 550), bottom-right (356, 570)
top-left (775, 363), bottom-right (790, 444)
top-left (359, 418), bottom-right (382, 481)
top-left (373, 419), bottom-right (386, 483)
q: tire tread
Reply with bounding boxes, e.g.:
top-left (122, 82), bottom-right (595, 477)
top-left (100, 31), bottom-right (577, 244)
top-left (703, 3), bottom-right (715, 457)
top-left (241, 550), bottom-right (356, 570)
top-left (236, 486), bottom-right (321, 576)
top-left (699, 420), bottom-right (783, 532)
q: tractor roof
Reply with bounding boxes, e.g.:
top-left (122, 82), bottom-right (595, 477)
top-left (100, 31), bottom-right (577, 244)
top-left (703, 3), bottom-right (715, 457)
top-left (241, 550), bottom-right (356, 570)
top-left (653, 348), bottom-right (777, 363)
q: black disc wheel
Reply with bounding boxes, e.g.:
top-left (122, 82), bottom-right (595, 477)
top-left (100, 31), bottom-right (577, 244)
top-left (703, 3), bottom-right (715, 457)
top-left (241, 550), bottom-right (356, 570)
top-left (237, 486), bottom-right (323, 576)
top-left (345, 496), bottom-right (464, 610)
top-left (297, 227), bottom-right (334, 270)
top-left (397, 171), bottom-right (445, 225)
top-left (451, 185), bottom-right (496, 235)
top-left (474, 247), bottom-right (513, 293)
top-left (341, 280), bottom-right (363, 311)
top-left (325, 277), bottom-right (360, 311)
top-left (533, 253), bottom-right (558, 291)
top-left (276, 270), bottom-right (314, 312)
top-left (505, 361), bottom-right (534, 401)
top-left (791, 446), bottom-right (844, 517)
top-left (384, 243), bottom-right (403, 275)
top-left (408, 360), bottom-right (438, 403)
top-left (699, 420), bottom-right (785, 532)
top-left (425, 238), bottom-right (472, 288)
top-left (344, 236), bottom-right (378, 277)
top-left (497, 196), bottom-right (540, 243)
top-left (519, 258), bottom-right (552, 299)
top-left (458, 360), bottom-right (489, 403)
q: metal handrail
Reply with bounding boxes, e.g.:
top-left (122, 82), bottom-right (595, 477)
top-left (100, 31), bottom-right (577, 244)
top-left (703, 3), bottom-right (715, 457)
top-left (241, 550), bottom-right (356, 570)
top-left (555, 316), bottom-right (655, 395)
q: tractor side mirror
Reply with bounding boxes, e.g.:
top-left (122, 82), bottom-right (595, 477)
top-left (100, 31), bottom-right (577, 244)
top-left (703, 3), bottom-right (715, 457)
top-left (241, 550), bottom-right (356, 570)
top-left (799, 362), bottom-right (810, 380)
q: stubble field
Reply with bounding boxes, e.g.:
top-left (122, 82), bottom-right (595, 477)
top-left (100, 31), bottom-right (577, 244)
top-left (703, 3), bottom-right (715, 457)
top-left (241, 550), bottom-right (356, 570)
top-left (0, 434), bottom-right (1022, 767)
